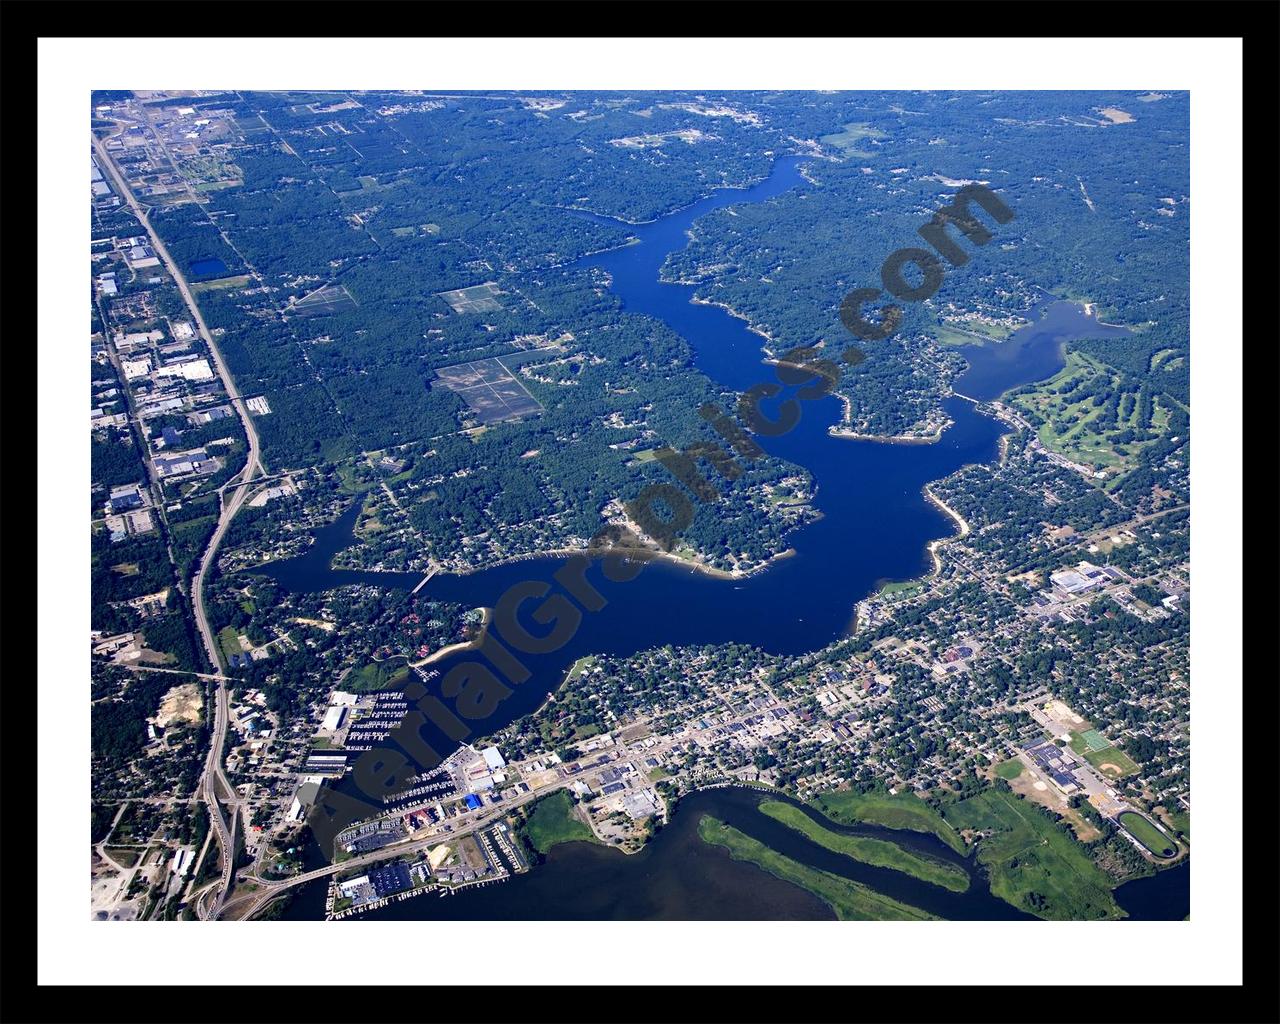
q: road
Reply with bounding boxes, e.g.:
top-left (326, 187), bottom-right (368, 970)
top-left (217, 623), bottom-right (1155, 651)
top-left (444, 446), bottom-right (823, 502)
top-left (93, 127), bottom-right (264, 918)
top-left (219, 696), bottom-right (793, 920)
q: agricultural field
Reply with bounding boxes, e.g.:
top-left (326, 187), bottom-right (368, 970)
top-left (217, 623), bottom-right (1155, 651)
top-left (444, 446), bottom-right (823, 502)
top-left (944, 787), bottom-right (1123, 920)
top-left (432, 355), bottom-right (545, 425)
top-left (288, 284), bottom-right (358, 318)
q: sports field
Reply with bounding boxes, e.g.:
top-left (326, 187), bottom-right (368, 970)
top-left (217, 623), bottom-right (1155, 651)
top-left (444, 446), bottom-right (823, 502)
top-left (1076, 729), bottom-right (1111, 752)
top-left (1119, 812), bottom-right (1179, 859)
top-left (1069, 730), bottom-right (1140, 778)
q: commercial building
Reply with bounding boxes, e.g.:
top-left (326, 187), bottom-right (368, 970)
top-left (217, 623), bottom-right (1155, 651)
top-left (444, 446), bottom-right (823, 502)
top-left (154, 447), bottom-right (218, 479)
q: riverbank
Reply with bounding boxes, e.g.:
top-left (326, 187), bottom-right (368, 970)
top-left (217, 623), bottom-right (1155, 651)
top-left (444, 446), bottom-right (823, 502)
top-left (411, 607), bottom-right (493, 667)
top-left (923, 484), bottom-right (971, 539)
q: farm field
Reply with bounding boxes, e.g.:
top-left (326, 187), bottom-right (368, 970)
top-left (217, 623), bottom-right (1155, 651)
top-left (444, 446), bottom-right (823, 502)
top-left (437, 281), bottom-right (504, 314)
top-left (433, 356), bottom-right (545, 425)
top-left (288, 284), bottom-right (358, 318)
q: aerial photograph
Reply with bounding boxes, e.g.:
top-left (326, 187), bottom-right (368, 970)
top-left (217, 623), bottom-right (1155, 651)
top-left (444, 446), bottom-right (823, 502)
top-left (87, 88), bottom-right (1192, 925)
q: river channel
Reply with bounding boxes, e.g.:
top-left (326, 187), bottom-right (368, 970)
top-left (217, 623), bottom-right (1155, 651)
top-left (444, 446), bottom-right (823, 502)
top-left (260, 156), bottom-right (1185, 920)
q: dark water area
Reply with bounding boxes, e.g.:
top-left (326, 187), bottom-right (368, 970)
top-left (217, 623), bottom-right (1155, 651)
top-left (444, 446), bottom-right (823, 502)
top-left (279, 786), bottom-right (1186, 923)
top-left (258, 158), bottom-right (1185, 919)
top-left (281, 787), bottom-right (1034, 922)
top-left (189, 257), bottom-right (230, 278)
top-left (1113, 860), bottom-right (1191, 921)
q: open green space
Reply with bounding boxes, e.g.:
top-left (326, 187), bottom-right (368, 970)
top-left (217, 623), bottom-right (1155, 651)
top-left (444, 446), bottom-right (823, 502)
top-left (104, 846), bottom-right (142, 868)
top-left (994, 758), bottom-right (1024, 780)
top-left (524, 790), bottom-right (597, 855)
top-left (1070, 733), bottom-right (1140, 778)
top-left (1165, 809), bottom-right (1190, 839)
top-left (697, 816), bottom-right (935, 920)
top-left (944, 787), bottom-right (1123, 919)
top-left (1119, 812), bottom-right (1179, 859)
top-left (758, 801), bottom-right (968, 892)
top-left (1072, 728), bottom-right (1111, 753)
top-left (932, 318), bottom-right (1019, 348)
top-left (190, 274), bottom-right (252, 294)
top-left (346, 658), bottom-right (411, 693)
top-left (810, 789), bottom-right (967, 855)
top-left (1006, 351), bottom-right (1171, 476)
top-left (819, 122), bottom-right (888, 157)
top-left (217, 625), bottom-right (244, 664)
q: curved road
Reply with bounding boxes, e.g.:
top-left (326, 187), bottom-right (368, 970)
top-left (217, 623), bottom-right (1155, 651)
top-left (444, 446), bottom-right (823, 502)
top-left (93, 128), bottom-right (263, 917)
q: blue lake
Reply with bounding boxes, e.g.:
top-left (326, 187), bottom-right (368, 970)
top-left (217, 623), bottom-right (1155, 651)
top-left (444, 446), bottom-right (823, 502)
top-left (259, 156), bottom-right (1185, 919)
top-left (189, 257), bottom-right (230, 278)
top-left (263, 155), bottom-right (1132, 742)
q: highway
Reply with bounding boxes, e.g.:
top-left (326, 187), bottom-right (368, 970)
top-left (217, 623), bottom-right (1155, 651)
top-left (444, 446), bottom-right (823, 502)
top-left (94, 128), bottom-right (264, 918)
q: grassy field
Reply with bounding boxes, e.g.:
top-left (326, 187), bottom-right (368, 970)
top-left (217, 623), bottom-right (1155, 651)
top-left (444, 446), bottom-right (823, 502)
top-left (1069, 733), bottom-right (1141, 779)
top-left (944, 787), bottom-right (1123, 920)
top-left (932, 319), bottom-right (1019, 348)
top-left (1164, 809), bottom-right (1190, 839)
top-left (346, 659), bottom-right (411, 693)
top-left (524, 790), bottom-right (597, 855)
top-left (104, 846), bottom-right (142, 868)
top-left (697, 816), bottom-right (935, 920)
top-left (191, 274), bottom-right (252, 294)
top-left (878, 579), bottom-right (923, 597)
top-left (810, 789), bottom-right (968, 855)
top-left (1119, 812), bottom-right (1179, 859)
top-left (819, 122), bottom-right (889, 158)
top-left (217, 625), bottom-right (243, 664)
top-left (1082, 746), bottom-right (1141, 779)
top-left (994, 758), bottom-right (1024, 780)
top-left (758, 801), bottom-right (969, 892)
top-left (1007, 351), bottom-right (1170, 475)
